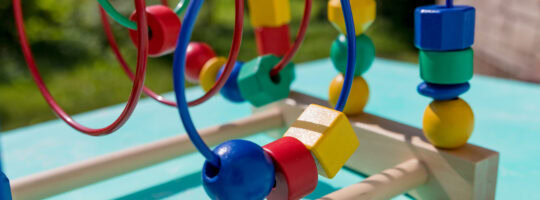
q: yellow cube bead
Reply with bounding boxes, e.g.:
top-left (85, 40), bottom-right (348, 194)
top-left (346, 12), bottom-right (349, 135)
top-left (199, 57), bottom-right (227, 92)
top-left (284, 104), bottom-right (360, 178)
top-left (423, 98), bottom-right (474, 149)
top-left (328, 74), bottom-right (369, 115)
top-left (247, 0), bottom-right (291, 27)
top-left (327, 0), bottom-right (376, 36)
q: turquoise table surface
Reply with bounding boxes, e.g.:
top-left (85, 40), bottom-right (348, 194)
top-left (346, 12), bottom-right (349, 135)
top-left (1, 58), bottom-right (539, 200)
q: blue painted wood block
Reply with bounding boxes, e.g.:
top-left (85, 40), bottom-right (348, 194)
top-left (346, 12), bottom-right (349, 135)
top-left (0, 171), bottom-right (11, 200)
top-left (417, 82), bottom-right (470, 100)
top-left (218, 61), bottom-right (246, 103)
top-left (415, 5), bottom-right (475, 51)
top-left (202, 140), bottom-right (275, 200)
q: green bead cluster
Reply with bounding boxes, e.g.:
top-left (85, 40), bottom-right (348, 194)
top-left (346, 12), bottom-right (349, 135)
top-left (419, 48), bottom-right (474, 84)
top-left (238, 55), bottom-right (296, 107)
top-left (330, 34), bottom-right (375, 77)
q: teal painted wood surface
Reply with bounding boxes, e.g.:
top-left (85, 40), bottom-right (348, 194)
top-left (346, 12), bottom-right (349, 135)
top-left (1, 58), bottom-right (539, 199)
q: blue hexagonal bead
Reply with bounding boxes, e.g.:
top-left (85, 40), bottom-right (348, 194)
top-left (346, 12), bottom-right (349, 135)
top-left (414, 5), bottom-right (475, 51)
top-left (217, 61), bottom-right (246, 103)
top-left (417, 82), bottom-right (470, 100)
top-left (202, 139), bottom-right (275, 200)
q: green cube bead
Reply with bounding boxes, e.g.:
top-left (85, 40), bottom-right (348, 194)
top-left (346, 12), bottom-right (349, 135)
top-left (238, 55), bottom-right (296, 107)
top-left (330, 34), bottom-right (375, 76)
top-left (420, 48), bottom-right (474, 84)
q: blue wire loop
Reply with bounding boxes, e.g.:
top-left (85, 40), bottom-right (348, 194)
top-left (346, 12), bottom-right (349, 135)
top-left (171, 0), bottom-right (220, 167)
top-left (334, 0), bottom-right (357, 112)
top-left (172, 0), bottom-right (356, 166)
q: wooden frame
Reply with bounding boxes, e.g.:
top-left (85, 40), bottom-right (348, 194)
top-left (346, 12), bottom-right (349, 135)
top-left (257, 91), bottom-right (499, 200)
top-left (11, 91), bottom-right (499, 200)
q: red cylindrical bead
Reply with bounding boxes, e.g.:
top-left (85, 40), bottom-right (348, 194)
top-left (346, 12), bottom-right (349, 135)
top-left (254, 25), bottom-right (291, 56)
top-left (264, 137), bottom-right (318, 200)
top-left (185, 42), bottom-right (216, 83)
top-left (129, 5), bottom-right (181, 57)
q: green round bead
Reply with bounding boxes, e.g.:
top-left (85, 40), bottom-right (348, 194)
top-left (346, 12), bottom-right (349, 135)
top-left (237, 55), bottom-right (296, 107)
top-left (330, 34), bottom-right (375, 76)
top-left (420, 48), bottom-right (473, 84)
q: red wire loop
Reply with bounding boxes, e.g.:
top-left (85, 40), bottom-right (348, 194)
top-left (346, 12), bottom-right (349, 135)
top-left (101, 0), bottom-right (244, 107)
top-left (99, 7), bottom-right (176, 107)
top-left (269, 0), bottom-right (312, 77)
top-left (13, 0), bottom-right (149, 136)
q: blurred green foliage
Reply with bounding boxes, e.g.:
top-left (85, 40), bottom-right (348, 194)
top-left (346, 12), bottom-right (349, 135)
top-left (0, 0), bottom-right (432, 131)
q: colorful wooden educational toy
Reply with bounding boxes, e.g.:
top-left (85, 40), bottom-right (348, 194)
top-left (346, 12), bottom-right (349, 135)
top-left (8, 0), bottom-right (501, 199)
top-left (328, 0), bottom-right (376, 115)
top-left (415, 0), bottom-right (476, 149)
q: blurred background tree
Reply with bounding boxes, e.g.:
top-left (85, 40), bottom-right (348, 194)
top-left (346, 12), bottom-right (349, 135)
top-left (0, 0), bottom-right (432, 131)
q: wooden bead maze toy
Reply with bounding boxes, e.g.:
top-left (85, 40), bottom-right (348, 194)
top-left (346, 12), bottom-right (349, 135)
top-left (5, 0), bottom-right (499, 199)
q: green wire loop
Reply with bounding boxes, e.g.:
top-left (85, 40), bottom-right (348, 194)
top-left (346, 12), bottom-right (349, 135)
top-left (97, 0), bottom-right (188, 30)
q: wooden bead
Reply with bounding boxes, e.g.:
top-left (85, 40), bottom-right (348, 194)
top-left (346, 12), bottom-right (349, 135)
top-left (202, 140), bottom-right (275, 200)
top-left (328, 74), bottom-right (369, 115)
top-left (330, 34), bottom-right (375, 76)
top-left (255, 25), bottom-right (291, 57)
top-left (185, 42), bottom-right (216, 83)
top-left (128, 5), bottom-right (181, 57)
top-left (247, 0), bottom-right (291, 27)
top-left (415, 5), bottom-right (475, 51)
top-left (200, 57), bottom-right (227, 92)
top-left (420, 48), bottom-right (473, 84)
top-left (218, 61), bottom-right (245, 103)
top-left (264, 137), bottom-right (318, 200)
top-left (238, 55), bottom-right (295, 107)
top-left (284, 104), bottom-right (360, 178)
top-left (0, 171), bottom-right (11, 200)
top-left (417, 82), bottom-right (470, 100)
top-left (327, 0), bottom-right (376, 35)
top-left (423, 98), bottom-right (474, 149)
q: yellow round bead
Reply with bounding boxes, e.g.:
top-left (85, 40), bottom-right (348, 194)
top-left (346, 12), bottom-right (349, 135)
top-left (328, 74), bottom-right (369, 115)
top-left (423, 98), bottom-right (474, 149)
top-left (199, 57), bottom-right (227, 92)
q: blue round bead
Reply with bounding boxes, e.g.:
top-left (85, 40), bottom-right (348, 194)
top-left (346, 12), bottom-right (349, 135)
top-left (217, 62), bottom-right (245, 103)
top-left (414, 5), bottom-right (475, 51)
top-left (417, 82), bottom-right (470, 100)
top-left (202, 139), bottom-right (275, 200)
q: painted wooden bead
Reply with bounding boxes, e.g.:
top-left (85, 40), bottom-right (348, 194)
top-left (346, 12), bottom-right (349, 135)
top-left (420, 48), bottom-right (473, 84)
top-left (200, 57), bottom-right (227, 92)
top-left (423, 98), bottom-right (474, 149)
top-left (237, 55), bottom-right (295, 107)
top-left (185, 42), bottom-right (216, 83)
top-left (202, 139), bottom-right (275, 200)
top-left (129, 5), bottom-right (181, 57)
top-left (0, 172), bottom-right (11, 200)
top-left (327, 0), bottom-right (376, 35)
top-left (255, 25), bottom-right (291, 57)
top-left (218, 61), bottom-right (245, 103)
top-left (417, 82), bottom-right (470, 100)
top-left (247, 0), bottom-right (291, 27)
top-left (284, 104), bottom-right (360, 178)
top-left (328, 74), bottom-right (369, 115)
top-left (415, 5), bottom-right (475, 51)
top-left (264, 137), bottom-right (318, 200)
top-left (330, 34), bottom-right (375, 76)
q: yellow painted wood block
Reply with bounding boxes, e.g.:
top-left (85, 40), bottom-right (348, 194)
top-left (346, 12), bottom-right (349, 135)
top-left (247, 0), bottom-right (291, 27)
top-left (327, 0), bottom-right (376, 35)
top-left (283, 104), bottom-right (360, 178)
top-left (423, 98), bottom-right (474, 149)
top-left (199, 57), bottom-right (226, 92)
